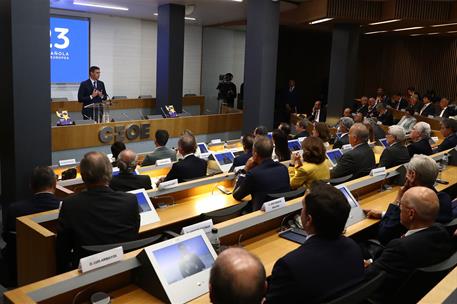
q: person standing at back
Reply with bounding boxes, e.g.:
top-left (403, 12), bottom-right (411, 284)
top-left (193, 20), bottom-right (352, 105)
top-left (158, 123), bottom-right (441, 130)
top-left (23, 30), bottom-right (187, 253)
top-left (77, 66), bottom-right (108, 120)
top-left (141, 129), bottom-right (177, 166)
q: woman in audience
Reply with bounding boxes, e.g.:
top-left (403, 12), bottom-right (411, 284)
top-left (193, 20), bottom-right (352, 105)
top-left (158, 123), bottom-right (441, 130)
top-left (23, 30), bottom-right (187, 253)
top-left (288, 137), bottom-right (330, 189)
top-left (312, 122), bottom-right (331, 148)
top-left (396, 107), bottom-right (417, 133)
top-left (272, 129), bottom-right (291, 162)
top-left (278, 122), bottom-right (293, 140)
top-left (364, 122), bottom-right (375, 143)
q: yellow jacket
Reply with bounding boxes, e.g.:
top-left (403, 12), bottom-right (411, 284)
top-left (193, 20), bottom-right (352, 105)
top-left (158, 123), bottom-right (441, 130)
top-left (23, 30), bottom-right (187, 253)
top-left (288, 161), bottom-right (330, 189)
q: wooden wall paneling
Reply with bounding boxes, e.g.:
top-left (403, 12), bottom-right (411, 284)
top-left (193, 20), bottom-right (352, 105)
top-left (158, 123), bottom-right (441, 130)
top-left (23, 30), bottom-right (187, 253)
top-left (327, 0), bottom-right (382, 20)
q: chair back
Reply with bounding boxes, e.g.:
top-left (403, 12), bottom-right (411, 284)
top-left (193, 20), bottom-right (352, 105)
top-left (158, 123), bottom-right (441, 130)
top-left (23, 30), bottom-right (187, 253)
top-left (329, 174), bottom-right (353, 186)
top-left (266, 187), bottom-right (306, 201)
top-left (81, 234), bottom-right (163, 255)
top-left (199, 201), bottom-right (250, 224)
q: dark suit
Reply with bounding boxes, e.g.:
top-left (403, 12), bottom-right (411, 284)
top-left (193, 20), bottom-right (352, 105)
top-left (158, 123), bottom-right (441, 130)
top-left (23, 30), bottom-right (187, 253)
top-left (377, 189), bottom-right (453, 245)
top-left (437, 133), bottom-right (457, 152)
top-left (390, 98), bottom-right (408, 110)
top-left (407, 138), bottom-right (433, 157)
top-left (367, 106), bottom-right (378, 118)
top-left (333, 133), bottom-right (349, 149)
top-left (283, 88), bottom-right (300, 113)
top-left (230, 150), bottom-right (252, 171)
top-left (56, 187), bottom-right (140, 272)
top-left (164, 154), bottom-right (207, 183)
top-left (378, 143), bottom-right (410, 169)
top-left (233, 159), bottom-right (290, 211)
top-left (266, 236), bottom-right (364, 304)
top-left (331, 143), bottom-right (376, 179)
top-left (110, 173), bottom-right (152, 192)
top-left (419, 103), bottom-right (435, 117)
top-left (309, 108), bottom-right (327, 122)
top-left (437, 107), bottom-right (454, 118)
top-left (294, 130), bottom-right (309, 139)
top-left (356, 104), bottom-right (368, 116)
top-left (378, 111), bottom-right (394, 126)
top-left (367, 224), bottom-right (454, 302)
top-left (77, 79), bottom-right (108, 120)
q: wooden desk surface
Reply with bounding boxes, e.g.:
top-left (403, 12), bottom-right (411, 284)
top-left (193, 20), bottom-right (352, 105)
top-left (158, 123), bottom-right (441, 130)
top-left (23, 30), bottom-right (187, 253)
top-left (419, 266), bottom-right (457, 303)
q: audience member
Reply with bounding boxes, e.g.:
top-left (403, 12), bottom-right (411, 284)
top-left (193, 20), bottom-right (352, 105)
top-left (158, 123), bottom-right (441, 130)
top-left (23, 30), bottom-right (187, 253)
top-left (436, 118), bottom-right (457, 152)
top-left (160, 134), bottom-right (207, 183)
top-left (231, 134), bottom-right (255, 169)
top-left (356, 97), bottom-right (368, 116)
top-left (309, 100), bottom-right (326, 122)
top-left (141, 129), bottom-right (177, 166)
top-left (110, 149), bottom-right (152, 191)
top-left (293, 118), bottom-right (310, 139)
top-left (233, 136), bottom-right (290, 211)
top-left (365, 118), bottom-right (385, 142)
top-left (396, 107), bottom-right (417, 133)
top-left (266, 182), bottom-right (364, 303)
top-left (407, 122), bottom-right (433, 157)
top-left (111, 141), bottom-right (126, 165)
top-left (354, 112), bottom-right (364, 123)
top-left (331, 123), bottom-right (375, 180)
top-left (364, 155), bottom-right (453, 245)
top-left (365, 187), bottom-right (454, 303)
top-left (278, 122), bottom-right (293, 139)
top-left (378, 125), bottom-right (410, 168)
top-left (409, 94), bottom-right (422, 113)
top-left (367, 97), bottom-right (378, 118)
top-left (289, 137), bottom-right (330, 189)
top-left (333, 117), bottom-right (354, 149)
top-left (210, 248), bottom-right (266, 304)
top-left (343, 107), bottom-right (352, 118)
top-left (376, 103), bottom-right (393, 125)
top-left (312, 122), bottom-right (330, 148)
top-left (418, 95), bottom-right (435, 117)
top-left (56, 152), bottom-right (140, 272)
top-left (390, 92), bottom-right (408, 110)
top-left (437, 98), bottom-right (453, 118)
top-left (376, 87), bottom-right (390, 105)
top-left (272, 129), bottom-right (291, 162)
top-left (254, 125), bottom-right (268, 137)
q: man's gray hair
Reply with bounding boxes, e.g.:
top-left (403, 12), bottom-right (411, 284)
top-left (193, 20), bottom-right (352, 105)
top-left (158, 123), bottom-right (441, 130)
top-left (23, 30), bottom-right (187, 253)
top-left (340, 117), bottom-right (354, 131)
top-left (405, 155), bottom-right (438, 187)
top-left (350, 123), bottom-right (369, 142)
top-left (414, 121), bottom-right (431, 139)
top-left (388, 125), bottom-right (406, 142)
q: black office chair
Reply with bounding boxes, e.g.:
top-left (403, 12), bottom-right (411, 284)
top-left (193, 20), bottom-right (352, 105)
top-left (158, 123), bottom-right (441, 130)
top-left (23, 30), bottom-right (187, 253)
top-left (329, 174), bottom-right (353, 186)
top-left (199, 201), bottom-right (250, 224)
top-left (266, 187), bottom-right (306, 201)
top-left (322, 271), bottom-right (386, 304)
top-left (81, 234), bottom-right (163, 255)
top-left (444, 217), bottom-right (457, 234)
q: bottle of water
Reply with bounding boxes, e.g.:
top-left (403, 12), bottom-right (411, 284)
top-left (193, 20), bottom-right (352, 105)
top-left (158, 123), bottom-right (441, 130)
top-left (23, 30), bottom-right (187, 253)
top-left (442, 154), bottom-right (449, 171)
top-left (210, 228), bottom-right (221, 253)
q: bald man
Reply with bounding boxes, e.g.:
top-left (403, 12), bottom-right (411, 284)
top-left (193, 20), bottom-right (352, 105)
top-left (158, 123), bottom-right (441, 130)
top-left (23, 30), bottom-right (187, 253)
top-left (209, 248), bottom-right (266, 304)
top-left (365, 187), bottom-right (454, 302)
top-left (110, 149), bottom-right (152, 192)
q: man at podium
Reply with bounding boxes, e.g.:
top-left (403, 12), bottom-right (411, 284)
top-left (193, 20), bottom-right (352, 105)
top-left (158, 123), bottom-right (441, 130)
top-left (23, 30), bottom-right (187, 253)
top-left (77, 66), bottom-right (108, 120)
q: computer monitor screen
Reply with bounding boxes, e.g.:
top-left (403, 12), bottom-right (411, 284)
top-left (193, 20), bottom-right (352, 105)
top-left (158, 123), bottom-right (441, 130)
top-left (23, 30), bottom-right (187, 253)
top-left (152, 235), bottom-right (215, 285)
top-left (135, 191), bottom-right (152, 213)
top-left (326, 149), bottom-right (343, 166)
top-left (337, 186), bottom-right (359, 208)
top-left (379, 138), bottom-right (389, 148)
top-left (112, 167), bottom-right (138, 176)
top-left (213, 151), bottom-right (235, 173)
top-left (127, 188), bottom-right (159, 226)
top-left (198, 143), bottom-right (208, 154)
top-left (288, 140), bottom-right (302, 151)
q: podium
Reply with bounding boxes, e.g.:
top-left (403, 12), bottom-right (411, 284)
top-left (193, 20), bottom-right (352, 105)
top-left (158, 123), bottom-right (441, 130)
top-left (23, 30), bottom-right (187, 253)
top-left (84, 101), bottom-right (113, 123)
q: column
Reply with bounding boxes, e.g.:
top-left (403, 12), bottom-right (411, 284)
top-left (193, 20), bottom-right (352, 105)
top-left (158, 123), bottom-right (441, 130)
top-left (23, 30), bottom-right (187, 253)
top-left (242, 0), bottom-right (280, 133)
top-left (156, 4), bottom-right (185, 114)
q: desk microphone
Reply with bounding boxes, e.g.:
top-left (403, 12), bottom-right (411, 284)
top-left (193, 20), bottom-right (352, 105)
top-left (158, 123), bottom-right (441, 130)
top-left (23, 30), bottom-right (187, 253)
top-left (121, 112), bottom-right (130, 121)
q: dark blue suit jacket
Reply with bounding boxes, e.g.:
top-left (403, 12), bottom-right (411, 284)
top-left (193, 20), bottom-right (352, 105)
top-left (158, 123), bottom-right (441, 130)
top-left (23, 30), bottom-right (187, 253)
top-left (266, 236), bottom-right (365, 304)
top-left (407, 138), bottom-right (433, 157)
top-left (77, 79), bottom-right (107, 118)
top-left (233, 159), bottom-right (290, 211)
top-left (164, 155), bottom-right (207, 183)
top-left (230, 150), bottom-right (252, 171)
top-left (437, 133), bottom-right (457, 152)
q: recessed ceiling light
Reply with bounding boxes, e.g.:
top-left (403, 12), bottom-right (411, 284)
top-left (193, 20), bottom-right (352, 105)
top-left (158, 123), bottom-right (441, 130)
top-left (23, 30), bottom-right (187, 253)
top-left (393, 26), bottom-right (424, 32)
top-left (368, 19), bottom-right (401, 26)
top-left (73, 1), bottom-right (128, 11)
top-left (309, 18), bottom-right (333, 25)
top-left (153, 13), bottom-right (196, 21)
top-left (364, 31), bottom-right (388, 35)
top-left (410, 34), bottom-right (423, 37)
top-left (431, 22), bottom-right (457, 28)
top-left (232, 0), bottom-right (243, 2)
top-left (427, 32), bottom-right (439, 35)
top-left (447, 30), bottom-right (457, 34)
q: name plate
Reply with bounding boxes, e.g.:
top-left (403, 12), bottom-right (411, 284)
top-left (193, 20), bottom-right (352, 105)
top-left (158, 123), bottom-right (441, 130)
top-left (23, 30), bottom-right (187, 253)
top-left (156, 158), bottom-right (172, 166)
top-left (342, 144), bottom-right (352, 150)
top-left (234, 165), bottom-right (245, 174)
top-left (431, 136), bottom-right (439, 143)
top-left (158, 179), bottom-right (178, 190)
top-left (79, 246), bottom-right (123, 273)
top-left (377, 121), bottom-right (382, 125)
top-left (298, 137), bottom-right (306, 142)
top-left (200, 152), bottom-right (211, 159)
top-left (370, 167), bottom-right (386, 177)
top-left (261, 197), bottom-right (286, 213)
top-left (59, 158), bottom-right (76, 166)
top-left (181, 219), bottom-right (214, 234)
top-left (211, 139), bottom-right (222, 144)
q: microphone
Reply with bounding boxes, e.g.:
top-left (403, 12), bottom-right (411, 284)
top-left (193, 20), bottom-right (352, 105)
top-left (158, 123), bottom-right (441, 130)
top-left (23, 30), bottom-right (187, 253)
top-left (138, 110), bottom-right (146, 120)
top-left (121, 112), bottom-right (130, 121)
top-left (160, 107), bottom-right (168, 118)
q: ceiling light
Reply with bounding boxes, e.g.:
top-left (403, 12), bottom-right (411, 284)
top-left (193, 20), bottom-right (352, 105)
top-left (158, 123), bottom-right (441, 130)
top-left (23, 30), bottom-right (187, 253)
top-left (431, 22), bottom-right (457, 28)
top-left (410, 34), bottom-right (423, 37)
top-left (73, 1), bottom-right (128, 11)
top-left (232, 0), bottom-right (243, 2)
top-left (368, 19), bottom-right (401, 26)
top-left (393, 26), bottom-right (424, 32)
top-left (427, 32), bottom-right (439, 35)
top-left (364, 31), bottom-right (387, 35)
top-left (153, 13), bottom-right (196, 21)
top-left (309, 18), bottom-right (333, 25)
top-left (447, 30), bottom-right (457, 34)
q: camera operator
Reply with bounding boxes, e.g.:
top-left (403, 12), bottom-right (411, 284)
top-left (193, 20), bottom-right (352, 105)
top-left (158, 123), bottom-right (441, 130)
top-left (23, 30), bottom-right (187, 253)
top-left (217, 73), bottom-right (237, 108)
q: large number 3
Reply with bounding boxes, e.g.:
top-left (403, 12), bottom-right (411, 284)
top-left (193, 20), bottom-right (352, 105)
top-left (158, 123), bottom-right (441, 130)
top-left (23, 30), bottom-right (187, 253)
top-left (54, 27), bottom-right (70, 49)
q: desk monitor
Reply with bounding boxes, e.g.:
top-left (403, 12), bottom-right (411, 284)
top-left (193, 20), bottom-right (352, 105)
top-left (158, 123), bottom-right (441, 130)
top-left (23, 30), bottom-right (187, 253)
top-left (267, 132), bottom-right (272, 139)
top-left (112, 167), bottom-right (139, 176)
top-left (141, 230), bottom-right (217, 303)
top-left (326, 149), bottom-right (343, 167)
top-left (213, 151), bottom-right (235, 173)
top-left (128, 188), bottom-right (160, 226)
top-left (197, 143), bottom-right (209, 154)
top-left (288, 139), bottom-right (302, 152)
top-left (335, 185), bottom-right (366, 228)
top-left (379, 138), bottom-right (389, 148)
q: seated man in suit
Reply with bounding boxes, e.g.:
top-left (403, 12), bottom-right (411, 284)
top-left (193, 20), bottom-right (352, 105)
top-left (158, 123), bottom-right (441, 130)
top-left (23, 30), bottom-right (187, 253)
top-left (343, 107), bottom-right (352, 118)
top-left (407, 121), bottom-right (433, 157)
top-left (418, 94), bottom-right (435, 117)
top-left (309, 100), bottom-right (326, 122)
top-left (3, 166), bottom-right (61, 283)
top-left (365, 187), bottom-right (454, 303)
top-left (390, 92), bottom-right (408, 111)
top-left (437, 97), bottom-right (454, 118)
top-left (233, 136), bottom-right (290, 211)
top-left (379, 125), bottom-right (410, 168)
top-left (254, 125), bottom-right (268, 137)
top-left (159, 133), bottom-right (207, 183)
top-left (356, 96), bottom-right (368, 116)
top-left (56, 152), bottom-right (140, 272)
top-left (266, 182), bottom-right (364, 304)
top-left (110, 149), bottom-right (152, 191)
top-left (333, 117), bottom-right (354, 149)
top-left (367, 97), bottom-right (378, 118)
top-left (331, 123), bottom-right (376, 180)
top-left (231, 134), bottom-right (254, 170)
top-left (210, 247), bottom-right (267, 304)
top-left (141, 129), bottom-right (177, 166)
top-left (437, 118), bottom-right (457, 152)
top-left (364, 154), bottom-right (454, 245)
top-left (376, 103), bottom-right (393, 126)
top-left (293, 118), bottom-right (309, 139)
top-left (110, 141), bottom-right (126, 166)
